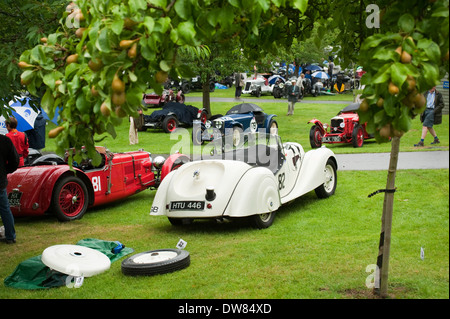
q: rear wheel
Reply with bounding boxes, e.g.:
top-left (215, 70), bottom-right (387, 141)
top-left (168, 218), bottom-right (193, 226)
top-left (314, 159), bottom-right (337, 198)
top-left (51, 175), bottom-right (89, 221)
top-left (249, 212), bottom-right (276, 229)
top-left (309, 125), bottom-right (323, 148)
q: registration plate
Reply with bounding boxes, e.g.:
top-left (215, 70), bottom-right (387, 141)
top-left (8, 191), bottom-right (22, 207)
top-left (170, 201), bottom-right (205, 211)
top-left (323, 136), bottom-right (341, 142)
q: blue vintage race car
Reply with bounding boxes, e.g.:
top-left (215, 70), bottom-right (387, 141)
top-left (192, 103), bottom-right (278, 147)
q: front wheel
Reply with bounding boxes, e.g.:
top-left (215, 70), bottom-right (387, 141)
top-left (309, 125), bottom-right (323, 148)
top-left (314, 159), bottom-right (337, 198)
top-left (232, 126), bottom-right (244, 148)
top-left (51, 175), bottom-right (89, 221)
top-left (192, 125), bottom-right (204, 145)
top-left (352, 124), bottom-right (364, 148)
top-left (268, 119), bottom-right (278, 136)
top-left (162, 115), bottom-right (179, 133)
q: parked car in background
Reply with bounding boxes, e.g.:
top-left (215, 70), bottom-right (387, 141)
top-left (242, 76), bottom-right (273, 97)
top-left (308, 102), bottom-right (372, 148)
top-left (142, 89), bottom-right (185, 108)
top-left (192, 103), bottom-right (278, 147)
top-left (135, 102), bottom-right (208, 133)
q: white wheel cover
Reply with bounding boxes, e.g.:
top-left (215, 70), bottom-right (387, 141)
top-left (133, 251), bottom-right (178, 264)
top-left (41, 245), bottom-right (111, 277)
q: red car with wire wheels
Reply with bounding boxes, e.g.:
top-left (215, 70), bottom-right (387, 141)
top-left (142, 89), bottom-right (185, 108)
top-left (308, 103), bottom-right (372, 148)
top-left (6, 147), bottom-right (189, 221)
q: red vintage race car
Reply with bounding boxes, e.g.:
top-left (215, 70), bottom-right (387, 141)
top-left (308, 102), bottom-right (373, 148)
top-left (142, 89), bottom-right (185, 108)
top-left (6, 147), bottom-right (189, 221)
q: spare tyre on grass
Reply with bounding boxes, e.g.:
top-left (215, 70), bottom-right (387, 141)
top-left (121, 249), bottom-right (190, 276)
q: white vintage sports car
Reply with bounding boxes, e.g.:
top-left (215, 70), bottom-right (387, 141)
top-left (150, 136), bottom-right (337, 228)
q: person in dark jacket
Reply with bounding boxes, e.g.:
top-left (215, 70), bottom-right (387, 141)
top-left (287, 79), bottom-right (300, 115)
top-left (0, 134), bottom-right (20, 244)
top-left (414, 87), bottom-right (445, 147)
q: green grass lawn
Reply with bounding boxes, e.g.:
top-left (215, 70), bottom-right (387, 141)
top-left (1, 88), bottom-right (448, 299)
top-left (1, 170), bottom-right (448, 299)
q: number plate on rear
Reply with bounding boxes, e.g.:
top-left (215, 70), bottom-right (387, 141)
top-left (170, 201), bottom-right (205, 211)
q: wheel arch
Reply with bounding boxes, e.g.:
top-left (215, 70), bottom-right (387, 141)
top-left (225, 167), bottom-right (281, 218)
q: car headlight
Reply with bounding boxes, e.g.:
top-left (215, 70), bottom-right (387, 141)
top-left (214, 120), bottom-right (223, 129)
top-left (205, 120), bottom-right (211, 129)
top-left (323, 123), bottom-right (328, 130)
top-left (153, 156), bottom-right (166, 169)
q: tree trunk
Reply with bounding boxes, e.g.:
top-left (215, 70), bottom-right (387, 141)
top-left (374, 136), bottom-right (401, 298)
top-left (202, 73), bottom-right (211, 117)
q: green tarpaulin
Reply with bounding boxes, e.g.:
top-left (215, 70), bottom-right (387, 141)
top-left (4, 238), bottom-right (133, 290)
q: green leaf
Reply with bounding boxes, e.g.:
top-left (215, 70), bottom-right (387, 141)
top-left (390, 62), bottom-right (408, 88)
top-left (421, 62), bottom-right (440, 87)
top-left (159, 60), bottom-right (171, 72)
top-left (417, 39), bottom-right (441, 63)
top-left (292, 0), bottom-right (308, 14)
top-left (174, 0), bottom-right (192, 19)
top-left (143, 16), bottom-right (155, 33)
top-left (374, 109), bottom-right (386, 124)
top-left (228, 0), bottom-right (240, 7)
top-left (178, 21), bottom-right (196, 45)
top-left (256, 0), bottom-right (270, 12)
top-left (43, 72), bottom-right (56, 90)
top-left (372, 63), bottom-right (391, 84)
top-left (76, 93), bottom-right (89, 113)
top-left (96, 28), bottom-right (111, 53)
top-left (383, 94), bottom-right (396, 117)
top-left (129, 0), bottom-right (147, 12)
top-left (398, 13), bottom-right (415, 33)
top-left (111, 18), bottom-right (124, 35)
top-left (41, 88), bottom-right (55, 112)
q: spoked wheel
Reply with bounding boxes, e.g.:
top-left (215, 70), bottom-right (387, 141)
top-left (232, 126), bottom-right (243, 147)
top-left (162, 115), bottom-right (179, 133)
top-left (314, 159), bottom-right (337, 198)
top-left (192, 125), bottom-right (204, 145)
top-left (121, 249), bottom-right (190, 276)
top-left (309, 125), bottom-right (323, 148)
top-left (200, 110), bottom-right (208, 124)
top-left (51, 175), bottom-right (89, 221)
top-left (352, 124), bottom-right (364, 148)
top-left (249, 212), bottom-right (276, 229)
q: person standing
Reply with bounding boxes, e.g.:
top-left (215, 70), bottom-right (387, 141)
top-left (0, 134), bottom-right (20, 244)
top-left (296, 73), bottom-right (305, 99)
top-left (287, 79), bottom-right (300, 116)
top-left (327, 59), bottom-right (334, 89)
top-left (234, 72), bottom-right (245, 99)
top-left (414, 86), bottom-right (445, 147)
top-left (6, 117), bottom-right (29, 167)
